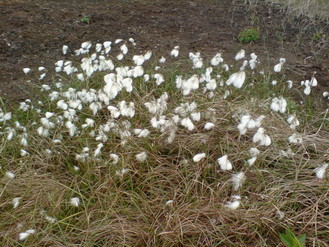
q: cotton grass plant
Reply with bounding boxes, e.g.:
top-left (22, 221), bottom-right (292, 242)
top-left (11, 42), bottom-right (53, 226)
top-left (0, 39), bottom-right (328, 246)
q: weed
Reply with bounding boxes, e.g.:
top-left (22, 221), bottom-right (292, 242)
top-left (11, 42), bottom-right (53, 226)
top-left (80, 16), bottom-right (90, 24)
top-left (311, 31), bottom-right (326, 41)
top-left (238, 28), bottom-right (260, 43)
top-left (279, 228), bottom-right (306, 247)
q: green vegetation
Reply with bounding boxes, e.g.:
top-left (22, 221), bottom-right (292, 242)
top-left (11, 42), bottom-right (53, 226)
top-left (238, 28), bottom-right (260, 43)
top-left (312, 31), bottom-right (326, 41)
top-left (280, 228), bottom-right (306, 247)
top-left (80, 16), bottom-right (90, 24)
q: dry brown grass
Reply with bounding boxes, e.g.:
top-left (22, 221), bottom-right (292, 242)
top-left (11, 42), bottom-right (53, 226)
top-left (0, 30), bottom-right (328, 246)
top-left (267, 0), bottom-right (329, 20)
top-left (1, 85), bottom-right (328, 246)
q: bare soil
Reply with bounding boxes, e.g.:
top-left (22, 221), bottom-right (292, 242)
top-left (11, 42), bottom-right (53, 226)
top-left (1, 0), bottom-right (328, 101)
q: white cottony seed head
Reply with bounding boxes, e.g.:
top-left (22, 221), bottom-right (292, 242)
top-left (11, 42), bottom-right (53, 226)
top-left (193, 153), bottom-right (206, 163)
top-left (70, 197), bottom-right (80, 207)
top-left (217, 155), bottom-right (232, 170)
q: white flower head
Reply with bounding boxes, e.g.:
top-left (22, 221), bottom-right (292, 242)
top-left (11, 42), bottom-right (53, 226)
top-left (110, 153), bottom-right (119, 164)
top-left (133, 55), bottom-right (145, 66)
top-left (5, 171), bottom-right (15, 179)
top-left (62, 45), bottom-right (69, 55)
top-left (193, 153), bottom-right (206, 163)
top-left (247, 156), bottom-right (257, 166)
top-left (23, 68), bottom-right (31, 74)
top-left (20, 149), bottom-right (29, 157)
top-left (57, 100), bottom-right (68, 110)
top-left (304, 85), bottom-right (311, 95)
top-left (134, 128), bottom-right (150, 138)
top-left (222, 64), bottom-right (229, 71)
top-left (249, 53), bottom-right (258, 69)
top-left (165, 200), bottom-right (174, 207)
top-left (270, 97), bottom-right (287, 113)
top-left (225, 200), bottom-right (240, 210)
top-left (225, 195), bottom-right (241, 210)
top-left (249, 147), bottom-right (260, 157)
top-left (276, 210), bottom-right (285, 220)
top-left (44, 214), bottom-right (57, 224)
top-left (181, 117), bottom-right (195, 131)
top-left (310, 76), bottom-right (318, 87)
top-left (143, 74), bottom-right (150, 82)
top-left (120, 44), bottom-right (128, 55)
top-left (159, 56), bottom-right (166, 63)
top-left (55, 60), bottom-right (64, 68)
top-left (189, 52), bottom-right (203, 69)
top-left (103, 41), bottom-right (112, 53)
top-left (39, 73), bottom-right (46, 80)
top-left (115, 168), bottom-right (129, 180)
top-left (70, 197), bottom-right (80, 207)
top-left (231, 172), bottom-right (246, 190)
top-left (81, 41), bottom-right (92, 50)
top-left (235, 49), bottom-right (245, 60)
top-left (132, 66), bottom-right (144, 78)
top-left (211, 53), bottom-right (223, 66)
top-left (144, 50), bottom-right (152, 60)
top-left (95, 43), bottom-right (102, 52)
top-left (274, 58), bottom-right (286, 72)
top-left (204, 122), bottom-right (215, 130)
top-left (288, 133), bottom-right (303, 144)
top-left (253, 128), bottom-right (271, 146)
top-left (237, 114), bottom-right (251, 135)
top-left (171, 46), bottom-right (179, 57)
top-left (136, 152), bottom-right (147, 162)
top-left (129, 38), bottom-right (136, 45)
top-left (287, 115), bottom-right (300, 129)
top-left (19, 229), bottom-right (35, 241)
top-left (154, 73), bottom-right (164, 85)
top-left (314, 163), bottom-right (328, 179)
top-left (12, 197), bottom-right (22, 209)
top-left (217, 155), bottom-right (232, 170)
top-left (190, 112), bottom-right (201, 122)
top-left (116, 53), bottom-right (124, 60)
top-left (226, 71), bottom-right (246, 89)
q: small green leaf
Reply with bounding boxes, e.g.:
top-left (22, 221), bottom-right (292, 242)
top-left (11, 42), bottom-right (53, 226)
top-left (285, 228), bottom-right (295, 239)
top-left (292, 238), bottom-right (303, 247)
top-left (280, 233), bottom-right (293, 246)
top-left (297, 234), bottom-right (306, 245)
top-left (280, 228), bottom-right (306, 247)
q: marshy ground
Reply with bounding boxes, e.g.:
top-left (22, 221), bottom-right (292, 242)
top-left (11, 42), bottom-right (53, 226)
top-left (0, 0), bottom-right (329, 246)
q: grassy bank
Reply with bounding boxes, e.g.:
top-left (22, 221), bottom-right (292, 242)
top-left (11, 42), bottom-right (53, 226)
top-left (268, 0), bottom-right (329, 19)
top-left (0, 38), bottom-right (328, 246)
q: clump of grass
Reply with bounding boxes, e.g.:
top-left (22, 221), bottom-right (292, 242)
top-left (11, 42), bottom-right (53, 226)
top-left (272, 0), bottom-right (329, 50)
top-left (268, 0), bottom-right (329, 21)
top-left (0, 40), bottom-right (328, 246)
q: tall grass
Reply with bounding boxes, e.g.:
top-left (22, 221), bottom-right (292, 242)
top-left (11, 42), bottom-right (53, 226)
top-left (269, 0), bottom-right (329, 20)
top-left (0, 40), bottom-right (328, 246)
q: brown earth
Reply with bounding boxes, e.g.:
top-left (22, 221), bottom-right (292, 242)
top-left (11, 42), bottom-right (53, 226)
top-left (0, 0), bottom-right (329, 101)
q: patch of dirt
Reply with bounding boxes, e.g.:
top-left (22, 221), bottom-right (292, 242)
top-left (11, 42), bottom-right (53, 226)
top-left (0, 0), bottom-right (328, 101)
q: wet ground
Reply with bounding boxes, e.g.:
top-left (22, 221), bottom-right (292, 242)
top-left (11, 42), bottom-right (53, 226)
top-left (1, 0), bottom-right (328, 101)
